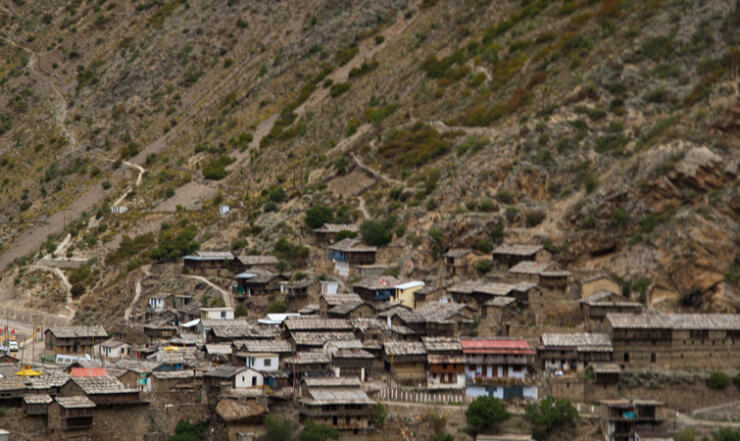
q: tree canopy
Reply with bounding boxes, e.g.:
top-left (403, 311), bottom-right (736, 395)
top-left (465, 396), bottom-right (510, 436)
top-left (524, 396), bottom-right (578, 440)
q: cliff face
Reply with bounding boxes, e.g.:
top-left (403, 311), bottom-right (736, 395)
top-left (0, 0), bottom-right (737, 321)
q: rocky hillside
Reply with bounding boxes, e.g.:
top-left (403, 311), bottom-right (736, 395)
top-left (0, 0), bottom-right (738, 324)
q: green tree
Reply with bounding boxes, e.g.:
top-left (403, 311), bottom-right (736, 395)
top-left (734, 371), bottom-right (740, 389)
top-left (234, 303), bottom-right (247, 317)
top-left (267, 300), bottom-right (287, 314)
top-left (465, 396), bottom-right (510, 437)
top-left (265, 416), bottom-right (294, 441)
top-left (361, 219), bottom-right (393, 246)
top-left (524, 396), bottom-right (578, 440)
top-left (714, 428), bottom-right (740, 441)
top-left (706, 372), bottom-right (730, 390)
top-left (299, 420), bottom-right (339, 441)
top-left (373, 402), bottom-right (387, 427)
top-left (305, 204), bottom-right (333, 228)
top-left (166, 420), bottom-right (206, 441)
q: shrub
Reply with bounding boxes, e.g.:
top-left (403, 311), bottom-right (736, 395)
top-left (150, 222), bottom-right (199, 261)
top-left (202, 155), bottom-right (234, 180)
top-left (120, 142), bottom-right (140, 159)
top-left (264, 416), bottom-right (294, 441)
top-left (610, 207), bottom-right (630, 228)
top-left (674, 428), bottom-right (696, 441)
top-left (299, 420), bottom-right (339, 441)
top-left (234, 304), bottom-right (247, 317)
top-left (101, 180), bottom-right (111, 190)
top-left (706, 372), bottom-right (730, 390)
top-left (330, 82), bottom-right (351, 97)
top-left (475, 238), bottom-right (492, 253)
top-left (645, 88), bottom-right (669, 104)
top-left (495, 191), bottom-right (515, 204)
top-left (305, 205), bottom-right (333, 229)
top-left (377, 123), bottom-right (451, 168)
top-left (348, 60), bottom-right (379, 78)
top-left (734, 372), bottom-right (740, 389)
top-left (525, 210), bottom-right (546, 227)
top-left (267, 300), bottom-right (287, 314)
top-left (70, 283), bottom-right (85, 297)
top-left (334, 230), bottom-right (357, 242)
top-left (478, 199), bottom-right (496, 212)
top-left (361, 219), bottom-right (393, 246)
top-left (273, 238), bottom-right (309, 268)
top-left (465, 396), bottom-right (510, 436)
top-left (637, 35), bottom-right (674, 61)
top-left (714, 428), bottom-right (740, 441)
top-left (167, 420), bottom-right (206, 441)
top-left (373, 403), bottom-right (387, 427)
top-left (475, 259), bottom-right (493, 274)
top-left (524, 396), bottom-right (578, 440)
top-left (335, 46), bottom-right (358, 66)
top-left (107, 233), bottom-right (155, 265)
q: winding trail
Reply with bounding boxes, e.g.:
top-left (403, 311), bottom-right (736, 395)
top-left (124, 268), bottom-right (150, 321)
top-left (350, 152), bottom-right (405, 186)
top-left (29, 265), bottom-right (76, 318)
top-left (358, 196), bottom-right (370, 219)
top-left (185, 275), bottom-right (233, 308)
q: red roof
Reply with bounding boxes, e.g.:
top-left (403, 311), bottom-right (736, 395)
top-left (460, 338), bottom-right (534, 355)
top-left (69, 368), bottom-right (109, 377)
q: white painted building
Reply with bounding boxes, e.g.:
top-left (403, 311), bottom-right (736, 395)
top-left (245, 353), bottom-right (278, 372)
top-left (461, 338), bottom-right (538, 400)
top-left (200, 307), bottom-right (234, 321)
top-left (97, 339), bottom-right (131, 360)
top-left (235, 368), bottom-right (264, 388)
top-left (320, 281), bottom-right (339, 295)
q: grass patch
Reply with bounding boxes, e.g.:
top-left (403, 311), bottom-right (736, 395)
top-left (377, 123), bottom-right (453, 169)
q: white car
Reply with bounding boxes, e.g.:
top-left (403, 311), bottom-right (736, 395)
top-left (8, 341), bottom-right (18, 352)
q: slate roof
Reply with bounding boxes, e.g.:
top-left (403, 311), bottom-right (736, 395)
top-left (352, 277), bottom-right (400, 291)
top-left (327, 238), bottom-right (377, 252)
top-left (422, 337), bottom-right (462, 352)
top-left (235, 339), bottom-right (293, 354)
top-left (284, 318), bottom-right (352, 332)
top-left (321, 293), bottom-right (363, 306)
top-left (303, 388), bottom-right (374, 405)
top-left (114, 359), bottom-right (160, 374)
top-left (292, 332), bottom-right (356, 347)
top-left (284, 352), bottom-right (330, 365)
top-left (205, 344), bottom-right (233, 356)
top-left (313, 223), bottom-right (359, 233)
top-left (328, 301), bottom-right (374, 316)
top-left (211, 324), bottom-right (280, 339)
top-left (56, 396), bottom-right (96, 409)
top-left (606, 312), bottom-right (740, 330)
top-left (184, 251), bottom-right (235, 261)
top-left (204, 365), bottom-right (246, 379)
top-left (492, 244), bottom-right (543, 256)
top-left (23, 394), bottom-right (53, 405)
top-left (303, 377), bottom-right (362, 388)
top-left (540, 333), bottom-right (612, 352)
top-left (383, 341), bottom-right (427, 356)
top-left (509, 261), bottom-right (553, 275)
top-left (350, 318), bottom-right (385, 332)
top-left (237, 255), bottom-right (279, 266)
top-left (46, 326), bottom-right (107, 339)
top-left (72, 376), bottom-right (139, 395)
top-left (333, 348), bottom-right (375, 359)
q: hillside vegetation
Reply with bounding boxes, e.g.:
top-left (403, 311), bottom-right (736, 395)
top-left (0, 0), bottom-right (738, 323)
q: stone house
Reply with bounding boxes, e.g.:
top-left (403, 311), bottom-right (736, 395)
top-left (492, 244), bottom-right (549, 270)
top-left (537, 333), bottom-right (613, 372)
top-left (44, 326), bottom-right (108, 355)
top-left (383, 341), bottom-right (427, 385)
top-left (327, 239), bottom-right (377, 277)
top-left (299, 377), bottom-right (374, 431)
top-left (461, 338), bottom-right (537, 400)
top-left (606, 312), bottom-right (740, 369)
top-left (444, 248), bottom-right (476, 277)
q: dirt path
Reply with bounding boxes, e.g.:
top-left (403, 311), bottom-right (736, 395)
top-left (185, 275), bottom-right (233, 308)
top-left (358, 196), bottom-right (370, 219)
top-left (29, 265), bottom-right (76, 319)
top-left (350, 152), bottom-right (405, 186)
top-left (124, 267), bottom-right (150, 321)
top-left (690, 400), bottom-right (740, 419)
top-left (677, 411), bottom-right (740, 428)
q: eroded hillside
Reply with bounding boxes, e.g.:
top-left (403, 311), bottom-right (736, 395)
top-left (0, 0), bottom-right (738, 324)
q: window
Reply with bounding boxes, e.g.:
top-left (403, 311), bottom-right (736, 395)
top-left (650, 353), bottom-right (656, 363)
top-left (252, 377), bottom-right (257, 386)
top-left (624, 353), bottom-right (630, 362)
top-left (221, 311), bottom-right (226, 318)
top-left (264, 358), bottom-right (272, 367)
